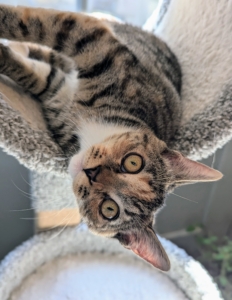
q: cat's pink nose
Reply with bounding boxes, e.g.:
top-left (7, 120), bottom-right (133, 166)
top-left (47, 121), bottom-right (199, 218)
top-left (84, 166), bottom-right (101, 183)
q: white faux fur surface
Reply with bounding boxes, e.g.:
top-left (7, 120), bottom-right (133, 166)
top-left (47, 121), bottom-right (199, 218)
top-left (153, 0), bottom-right (232, 124)
top-left (10, 254), bottom-right (187, 300)
top-left (30, 171), bottom-right (76, 211)
top-left (0, 227), bottom-right (223, 300)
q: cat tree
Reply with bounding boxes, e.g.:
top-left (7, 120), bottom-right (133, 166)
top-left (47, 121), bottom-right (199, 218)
top-left (1, 0), bottom-right (231, 299)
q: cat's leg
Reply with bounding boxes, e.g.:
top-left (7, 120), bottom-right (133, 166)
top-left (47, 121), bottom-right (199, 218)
top-left (0, 43), bottom-right (78, 151)
top-left (0, 5), bottom-right (114, 60)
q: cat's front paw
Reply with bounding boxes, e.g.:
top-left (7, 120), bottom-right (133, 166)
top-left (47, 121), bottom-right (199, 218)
top-left (8, 41), bottom-right (29, 58)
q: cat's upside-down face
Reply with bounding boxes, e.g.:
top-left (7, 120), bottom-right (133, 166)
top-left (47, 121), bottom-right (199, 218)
top-left (70, 131), bottom-right (168, 234)
top-left (69, 130), bottom-right (222, 271)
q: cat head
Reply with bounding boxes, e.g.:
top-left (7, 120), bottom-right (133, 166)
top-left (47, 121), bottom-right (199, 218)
top-left (69, 130), bottom-right (222, 271)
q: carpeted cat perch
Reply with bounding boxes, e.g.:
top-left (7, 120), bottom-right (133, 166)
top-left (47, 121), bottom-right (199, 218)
top-left (0, 0), bottom-right (231, 299)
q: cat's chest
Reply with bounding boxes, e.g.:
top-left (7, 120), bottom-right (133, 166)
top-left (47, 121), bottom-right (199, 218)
top-left (76, 121), bottom-right (133, 152)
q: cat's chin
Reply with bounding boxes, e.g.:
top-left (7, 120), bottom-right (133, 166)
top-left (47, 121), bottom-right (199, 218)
top-left (68, 151), bottom-right (85, 178)
top-left (88, 226), bottom-right (116, 238)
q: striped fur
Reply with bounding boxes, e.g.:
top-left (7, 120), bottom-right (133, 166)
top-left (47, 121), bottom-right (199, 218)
top-left (0, 5), bottom-right (181, 153)
top-left (0, 5), bottom-right (221, 270)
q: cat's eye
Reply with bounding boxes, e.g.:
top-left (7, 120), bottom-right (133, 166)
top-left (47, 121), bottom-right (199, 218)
top-left (100, 199), bottom-right (119, 220)
top-left (121, 153), bottom-right (144, 174)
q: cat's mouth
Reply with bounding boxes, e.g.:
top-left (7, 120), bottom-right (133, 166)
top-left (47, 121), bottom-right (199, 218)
top-left (68, 151), bottom-right (85, 178)
top-left (88, 226), bottom-right (117, 238)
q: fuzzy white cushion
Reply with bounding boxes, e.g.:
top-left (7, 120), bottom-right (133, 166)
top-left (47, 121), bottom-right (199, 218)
top-left (0, 227), bottom-right (223, 300)
top-left (10, 255), bottom-right (187, 300)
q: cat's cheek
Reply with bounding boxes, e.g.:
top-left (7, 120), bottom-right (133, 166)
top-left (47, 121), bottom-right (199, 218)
top-left (68, 151), bottom-right (85, 178)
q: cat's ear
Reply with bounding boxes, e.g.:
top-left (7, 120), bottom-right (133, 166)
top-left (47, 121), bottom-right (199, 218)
top-left (161, 149), bottom-right (223, 183)
top-left (114, 227), bottom-right (170, 271)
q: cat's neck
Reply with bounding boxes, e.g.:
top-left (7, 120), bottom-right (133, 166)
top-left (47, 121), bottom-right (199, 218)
top-left (77, 120), bottom-right (135, 152)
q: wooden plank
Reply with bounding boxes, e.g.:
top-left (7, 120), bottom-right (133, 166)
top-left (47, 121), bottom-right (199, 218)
top-left (36, 208), bottom-right (81, 230)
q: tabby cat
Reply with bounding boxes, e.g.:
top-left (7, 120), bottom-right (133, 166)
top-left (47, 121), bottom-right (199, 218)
top-left (0, 5), bottom-right (222, 271)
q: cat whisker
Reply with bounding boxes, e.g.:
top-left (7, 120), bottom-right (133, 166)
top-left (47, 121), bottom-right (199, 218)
top-left (11, 178), bottom-right (77, 218)
top-left (211, 134), bottom-right (216, 168)
top-left (47, 210), bottom-right (76, 240)
top-left (19, 172), bottom-right (33, 188)
top-left (11, 180), bottom-right (34, 199)
top-left (20, 205), bottom-right (79, 220)
top-left (10, 208), bottom-right (34, 212)
top-left (50, 222), bottom-right (69, 239)
top-left (12, 192), bottom-right (32, 201)
top-left (36, 219), bottom-right (74, 232)
top-left (211, 153), bottom-right (216, 168)
top-left (171, 192), bottom-right (198, 204)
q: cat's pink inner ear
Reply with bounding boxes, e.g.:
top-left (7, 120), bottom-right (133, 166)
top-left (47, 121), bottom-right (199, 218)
top-left (115, 227), bottom-right (170, 271)
top-left (161, 149), bottom-right (223, 183)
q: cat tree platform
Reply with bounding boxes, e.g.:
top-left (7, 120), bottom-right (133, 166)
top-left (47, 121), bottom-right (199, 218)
top-left (0, 227), bottom-right (223, 300)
